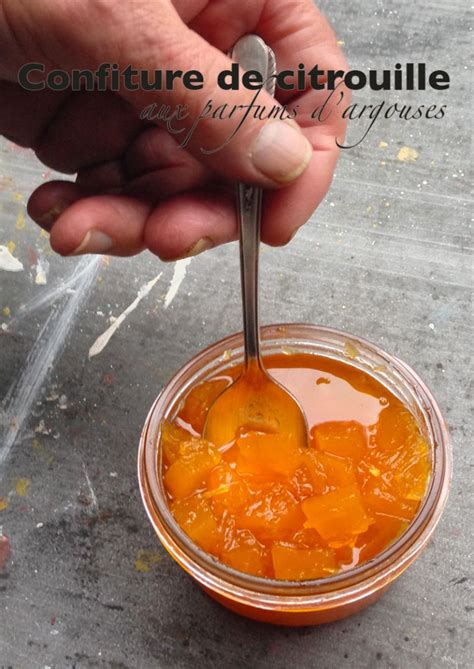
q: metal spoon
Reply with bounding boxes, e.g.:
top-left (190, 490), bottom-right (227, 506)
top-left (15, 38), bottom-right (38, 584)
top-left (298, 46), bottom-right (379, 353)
top-left (203, 35), bottom-right (308, 448)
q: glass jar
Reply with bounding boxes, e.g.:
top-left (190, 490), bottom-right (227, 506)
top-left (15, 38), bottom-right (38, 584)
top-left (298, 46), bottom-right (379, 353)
top-left (138, 324), bottom-right (451, 626)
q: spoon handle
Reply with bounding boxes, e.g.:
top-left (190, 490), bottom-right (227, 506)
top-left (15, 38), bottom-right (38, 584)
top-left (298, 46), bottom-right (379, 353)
top-left (231, 35), bottom-right (277, 368)
top-left (238, 181), bottom-right (262, 364)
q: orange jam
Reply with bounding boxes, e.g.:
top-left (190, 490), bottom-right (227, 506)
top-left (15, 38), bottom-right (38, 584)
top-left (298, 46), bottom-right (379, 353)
top-left (161, 353), bottom-right (431, 581)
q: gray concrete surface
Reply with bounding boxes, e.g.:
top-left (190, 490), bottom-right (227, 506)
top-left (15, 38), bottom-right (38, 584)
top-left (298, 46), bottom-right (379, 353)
top-left (0, 1), bottom-right (472, 667)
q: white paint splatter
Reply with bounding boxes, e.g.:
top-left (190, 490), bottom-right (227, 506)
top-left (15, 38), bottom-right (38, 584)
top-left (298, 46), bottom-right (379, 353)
top-left (34, 254), bottom-right (49, 285)
top-left (164, 258), bottom-right (192, 309)
top-left (88, 273), bottom-right (162, 358)
top-left (11, 258), bottom-right (99, 324)
top-left (34, 419), bottom-right (51, 435)
top-left (0, 245), bottom-right (23, 272)
top-left (0, 257), bottom-right (100, 469)
top-left (82, 462), bottom-right (98, 512)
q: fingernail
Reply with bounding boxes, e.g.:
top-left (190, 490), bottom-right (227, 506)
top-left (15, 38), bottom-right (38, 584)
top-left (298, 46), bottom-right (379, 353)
top-left (179, 237), bottom-right (214, 259)
top-left (70, 230), bottom-right (114, 256)
top-left (37, 201), bottom-right (68, 230)
top-left (251, 121), bottom-right (312, 184)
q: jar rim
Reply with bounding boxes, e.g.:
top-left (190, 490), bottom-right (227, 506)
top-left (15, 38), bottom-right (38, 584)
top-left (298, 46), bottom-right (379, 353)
top-left (138, 324), bottom-right (452, 610)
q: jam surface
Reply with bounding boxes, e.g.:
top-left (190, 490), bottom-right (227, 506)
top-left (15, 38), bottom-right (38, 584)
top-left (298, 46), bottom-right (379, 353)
top-left (161, 353), bottom-right (431, 580)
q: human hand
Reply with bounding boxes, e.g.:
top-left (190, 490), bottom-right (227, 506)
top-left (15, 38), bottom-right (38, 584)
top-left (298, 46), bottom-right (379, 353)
top-left (0, 0), bottom-right (348, 259)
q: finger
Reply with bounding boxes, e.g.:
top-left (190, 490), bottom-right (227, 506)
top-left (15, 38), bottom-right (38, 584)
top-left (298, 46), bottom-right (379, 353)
top-left (32, 186), bottom-right (236, 260)
top-left (188, 0), bottom-right (265, 50)
top-left (124, 126), bottom-right (207, 180)
top-left (29, 148), bottom-right (214, 241)
top-left (77, 161), bottom-right (127, 192)
top-left (166, 0), bottom-right (209, 25)
top-left (34, 91), bottom-right (144, 173)
top-left (48, 195), bottom-right (151, 257)
top-left (27, 180), bottom-right (84, 231)
top-left (262, 132), bottom-right (338, 246)
top-left (143, 188), bottom-right (237, 260)
top-left (0, 81), bottom-right (69, 147)
top-left (122, 165), bottom-right (210, 203)
top-left (250, 0), bottom-right (349, 103)
top-left (123, 126), bottom-right (212, 201)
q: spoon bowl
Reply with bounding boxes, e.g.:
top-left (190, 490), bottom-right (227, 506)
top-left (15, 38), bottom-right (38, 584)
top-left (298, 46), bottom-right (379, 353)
top-left (204, 360), bottom-right (308, 448)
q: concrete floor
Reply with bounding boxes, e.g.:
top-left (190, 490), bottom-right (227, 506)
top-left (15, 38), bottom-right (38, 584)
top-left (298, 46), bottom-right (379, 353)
top-left (0, 1), bottom-right (472, 667)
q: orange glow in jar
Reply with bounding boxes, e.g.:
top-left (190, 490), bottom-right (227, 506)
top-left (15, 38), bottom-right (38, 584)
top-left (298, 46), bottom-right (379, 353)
top-left (139, 325), bottom-right (451, 626)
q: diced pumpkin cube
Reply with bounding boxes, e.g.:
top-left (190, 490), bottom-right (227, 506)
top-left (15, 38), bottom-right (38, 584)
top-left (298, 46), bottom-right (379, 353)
top-left (302, 483), bottom-right (373, 545)
top-left (356, 513), bottom-right (408, 564)
top-left (221, 529), bottom-right (269, 577)
top-left (236, 432), bottom-right (303, 478)
top-left (164, 440), bottom-right (221, 499)
top-left (311, 421), bottom-right (367, 460)
top-left (288, 466), bottom-right (317, 501)
top-left (204, 463), bottom-right (250, 517)
top-left (373, 406), bottom-right (418, 454)
top-left (356, 458), bottom-right (385, 487)
top-left (312, 451), bottom-right (357, 488)
top-left (235, 483), bottom-right (304, 541)
top-left (272, 544), bottom-right (337, 580)
top-left (392, 437), bottom-right (431, 501)
top-left (303, 450), bottom-right (329, 494)
top-left (288, 526), bottom-right (322, 549)
top-left (161, 420), bottom-right (194, 464)
top-left (170, 495), bottom-right (220, 554)
top-left (361, 477), bottom-right (418, 521)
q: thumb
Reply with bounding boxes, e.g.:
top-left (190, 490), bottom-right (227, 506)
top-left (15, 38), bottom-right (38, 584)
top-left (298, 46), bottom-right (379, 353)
top-left (123, 28), bottom-right (313, 187)
top-left (8, 0), bottom-right (313, 187)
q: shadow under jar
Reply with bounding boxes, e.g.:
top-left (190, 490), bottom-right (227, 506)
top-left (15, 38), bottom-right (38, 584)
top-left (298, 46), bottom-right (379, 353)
top-left (138, 324), bottom-right (451, 626)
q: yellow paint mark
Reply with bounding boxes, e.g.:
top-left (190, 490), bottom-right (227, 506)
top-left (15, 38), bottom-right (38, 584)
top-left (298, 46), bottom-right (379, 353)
top-left (397, 146), bottom-right (419, 162)
top-left (2, 307), bottom-right (10, 317)
top-left (369, 466), bottom-right (381, 477)
top-left (15, 478), bottom-right (31, 497)
top-left (0, 497), bottom-right (9, 511)
top-left (367, 206), bottom-right (373, 213)
top-left (378, 141), bottom-right (388, 149)
top-left (134, 549), bottom-right (161, 573)
top-left (344, 341), bottom-right (359, 360)
top-left (31, 438), bottom-right (54, 465)
top-left (40, 229), bottom-right (49, 238)
top-left (337, 40), bottom-right (345, 46)
top-left (12, 192), bottom-right (23, 202)
top-left (15, 209), bottom-right (26, 230)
